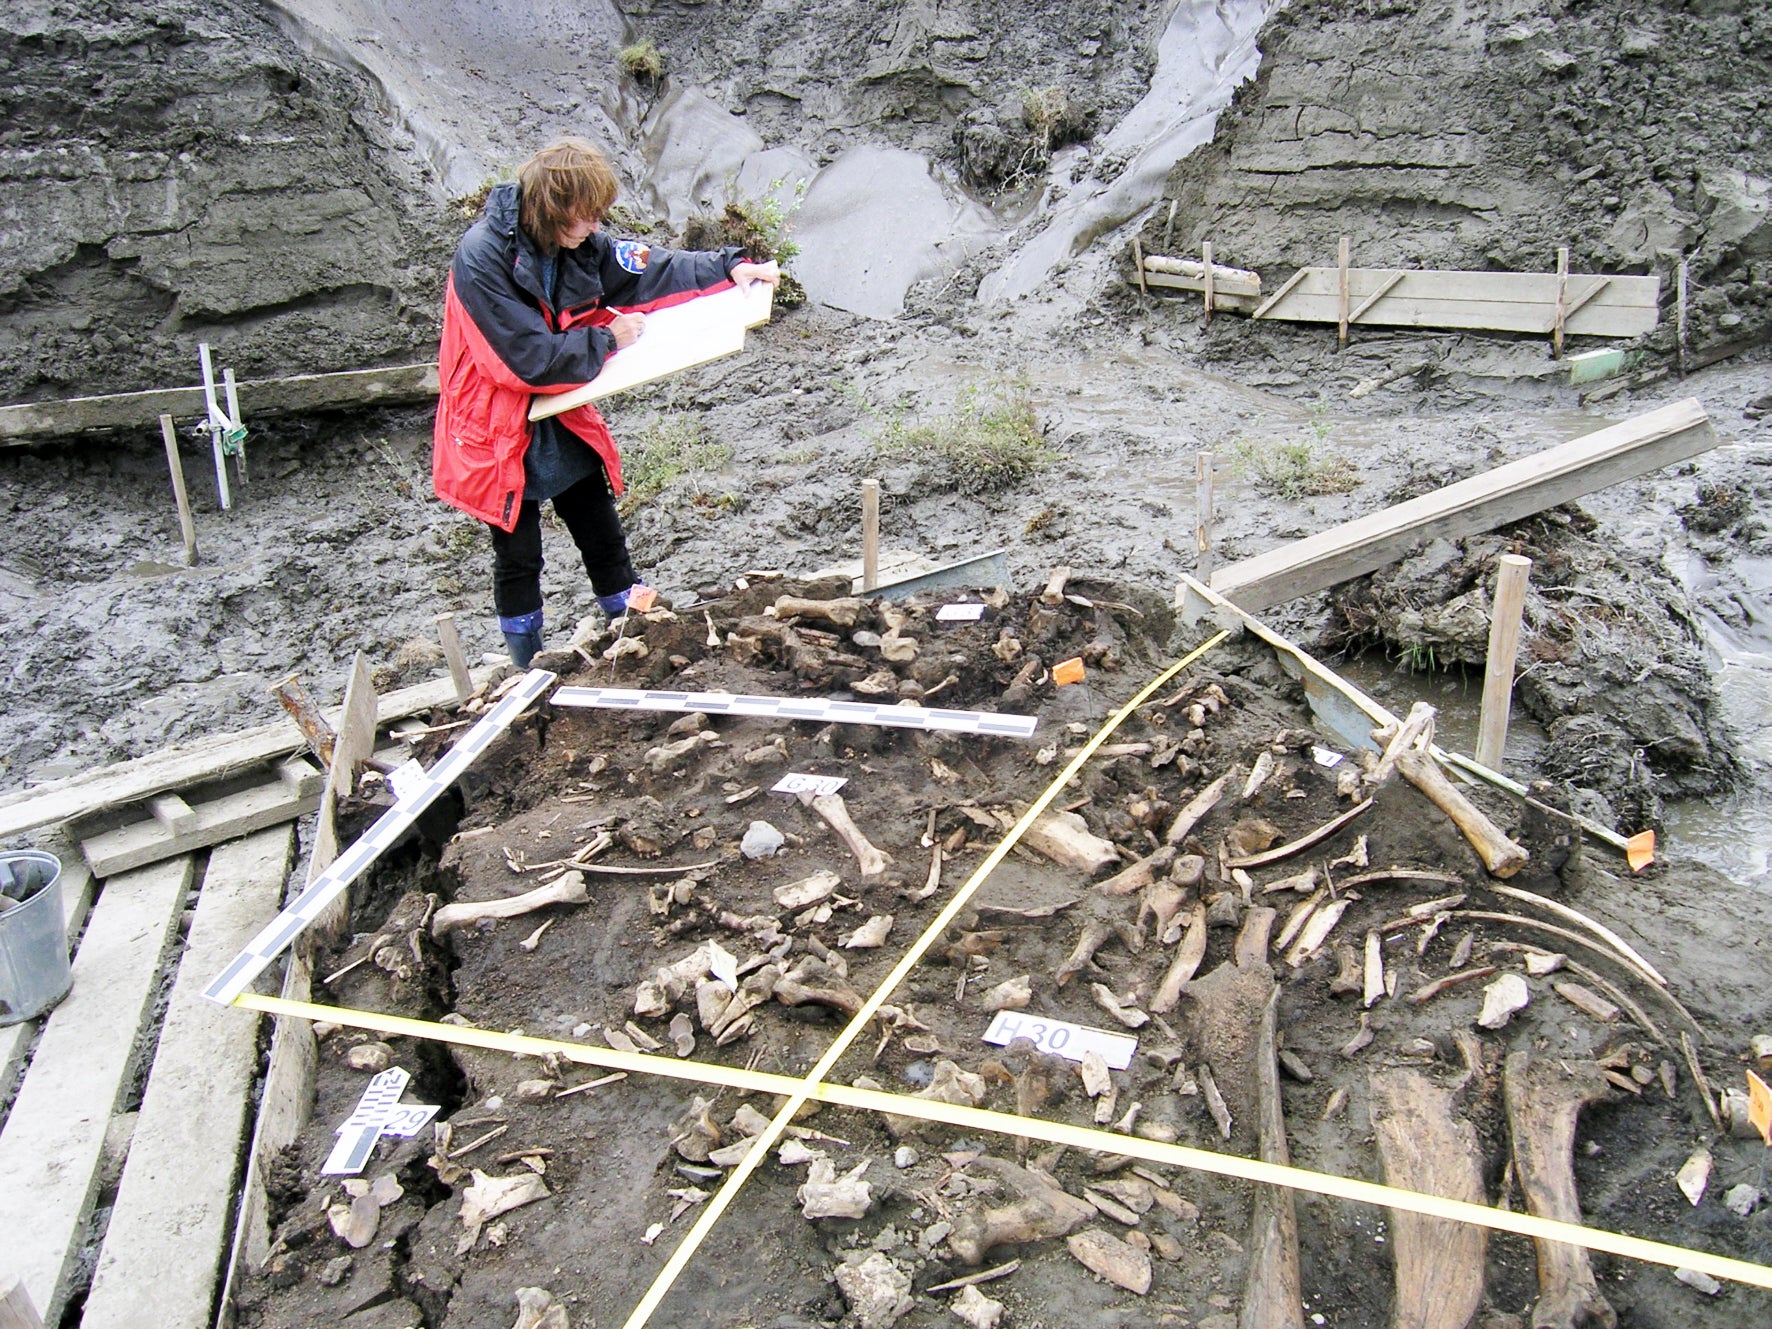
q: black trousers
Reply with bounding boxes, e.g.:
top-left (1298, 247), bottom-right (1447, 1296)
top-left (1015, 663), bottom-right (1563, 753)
top-left (489, 469), bottom-right (636, 618)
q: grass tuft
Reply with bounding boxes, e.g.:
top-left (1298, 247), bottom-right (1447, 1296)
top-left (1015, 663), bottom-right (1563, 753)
top-left (872, 380), bottom-right (1058, 496)
top-left (618, 414), bottom-right (736, 516)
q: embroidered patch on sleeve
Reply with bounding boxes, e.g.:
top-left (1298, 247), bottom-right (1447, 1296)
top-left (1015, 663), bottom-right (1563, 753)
top-left (613, 240), bottom-right (651, 274)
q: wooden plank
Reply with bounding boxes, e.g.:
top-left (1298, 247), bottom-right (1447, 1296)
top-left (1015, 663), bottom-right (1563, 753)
top-left (0, 364), bottom-right (439, 444)
top-left (1207, 398), bottom-right (1712, 613)
top-left (313, 655), bottom-right (377, 940)
top-left (81, 827), bottom-right (294, 1329)
top-left (0, 668), bottom-right (497, 842)
top-left (148, 793), bottom-right (197, 836)
top-left (0, 856), bottom-right (193, 1321)
top-left (1251, 267), bottom-right (1659, 336)
top-left (1348, 271), bottom-right (1406, 324)
top-left (1137, 272), bottom-right (1260, 312)
top-left (79, 760), bottom-right (323, 878)
top-left (0, 853), bottom-right (95, 1112)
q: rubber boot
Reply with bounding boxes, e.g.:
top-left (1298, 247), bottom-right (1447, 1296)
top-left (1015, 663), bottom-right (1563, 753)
top-left (498, 609), bottom-right (544, 669)
top-left (596, 583), bottom-right (650, 619)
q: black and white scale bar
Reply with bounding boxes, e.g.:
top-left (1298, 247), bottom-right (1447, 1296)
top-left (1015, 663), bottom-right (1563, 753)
top-left (204, 669), bottom-right (558, 1006)
top-left (552, 686), bottom-right (1039, 738)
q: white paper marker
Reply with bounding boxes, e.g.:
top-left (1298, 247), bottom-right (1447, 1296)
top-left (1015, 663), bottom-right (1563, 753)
top-left (982, 1011), bottom-right (1137, 1070)
top-left (936, 602), bottom-right (987, 622)
top-left (771, 772), bottom-right (848, 797)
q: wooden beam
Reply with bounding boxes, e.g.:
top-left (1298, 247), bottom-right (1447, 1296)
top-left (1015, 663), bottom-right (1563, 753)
top-left (1347, 271), bottom-right (1405, 325)
top-left (433, 613), bottom-right (474, 705)
top-left (0, 363), bottom-right (439, 444)
top-left (1206, 398), bottom-right (1713, 612)
top-left (0, 668), bottom-right (497, 841)
top-left (1475, 554), bottom-right (1533, 772)
top-left (79, 759), bottom-right (321, 879)
top-left (0, 856), bottom-right (193, 1321)
top-left (80, 827), bottom-right (294, 1329)
top-left (0, 1276), bottom-right (44, 1329)
top-left (158, 415), bottom-right (198, 567)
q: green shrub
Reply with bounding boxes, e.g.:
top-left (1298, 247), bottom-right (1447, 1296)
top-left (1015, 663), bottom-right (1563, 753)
top-left (618, 39), bottom-right (665, 83)
top-left (1229, 429), bottom-right (1358, 499)
top-left (872, 380), bottom-right (1058, 496)
top-left (619, 414), bottom-right (735, 516)
top-left (682, 178), bottom-right (809, 304)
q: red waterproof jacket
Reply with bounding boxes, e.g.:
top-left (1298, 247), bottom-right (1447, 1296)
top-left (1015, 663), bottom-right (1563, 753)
top-left (433, 182), bottom-right (741, 529)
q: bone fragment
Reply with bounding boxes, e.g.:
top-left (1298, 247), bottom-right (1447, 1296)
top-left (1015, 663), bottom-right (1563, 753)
top-left (1078, 1051), bottom-right (1112, 1099)
top-left (1240, 985), bottom-right (1305, 1329)
top-left (1067, 1228), bottom-right (1152, 1295)
top-left (948, 1156), bottom-right (1096, 1264)
top-left (1261, 866), bottom-right (1318, 895)
top-left (1199, 1063), bottom-right (1232, 1140)
top-left (433, 872), bottom-right (588, 936)
top-left (1330, 943), bottom-right (1362, 997)
top-left (1274, 890), bottom-right (1324, 956)
top-left (1235, 906), bottom-right (1277, 969)
top-left (1164, 771), bottom-right (1234, 846)
top-left (1526, 950), bottom-right (1567, 977)
top-left (511, 1286), bottom-right (570, 1329)
top-left (1403, 965), bottom-right (1499, 1009)
top-left (1503, 1054), bottom-right (1617, 1329)
top-left (801, 791), bottom-right (891, 877)
top-left (1097, 845), bottom-right (1177, 895)
top-left (1141, 878), bottom-right (1188, 943)
top-left (842, 914), bottom-right (894, 949)
top-left (1554, 981), bottom-right (1620, 1024)
top-left (775, 870), bottom-right (841, 910)
top-left (798, 1157), bottom-right (874, 1219)
top-left (980, 974), bottom-right (1031, 1011)
top-left (1149, 903), bottom-right (1207, 1014)
top-left (669, 1012), bottom-right (694, 1057)
top-left (1676, 1148), bottom-right (1711, 1206)
top-left (950, 1284), bottom-right (1005, 1329)
top-left (460, 1169), bottom-right (550, 1229)
top-left (1025, 809), bottom-right (1118, 874)
top-left (774, 594), bottom-right (866, 627)
top-left (1092, 983), bottom-right (1149, 1029)
top-left (1371, 1068), bottom-right (1488, 1329)
top-left (1284, 897), bottom-right (1349, 968)
top-left (1226, 799), bottom-right (1375, 870)
top-left (1342, 1013), bottom-right (1374, 1058)
top-left (1241, 750), bottom-right (1276, 801)
top-left (1370, 701), bottom-right (1436, 786)
top-left (1393, 748), bottom-right (1528, 878)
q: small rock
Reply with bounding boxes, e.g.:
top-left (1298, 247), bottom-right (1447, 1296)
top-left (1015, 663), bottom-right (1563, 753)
top-left (895, 1146), bottom-right (919, 1169)
top-left (1675, 1267), bottom-right (1723, 1296)
top-left (950, 1283), bottom-right (1005, 1329)
top-left (1150, 1231), bottom-right (1184, 1261)
top-left (1723, 1183), bottom-right (1762, 1217)
top-left (316, 1255), bottom-right (352, 1286)
top-left (834, 1251), bottom-right (914, 1329)
top-left (740, 821), bottom-right (785, 859)
top-left (345, 1042), bottom-right (394, 1073)
top-left (514, 1079), bottom-right (555, 1101)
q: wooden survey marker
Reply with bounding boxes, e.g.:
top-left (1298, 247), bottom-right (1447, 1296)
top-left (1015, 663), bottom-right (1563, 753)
top-left (529, 282), bottom-right (774, 421)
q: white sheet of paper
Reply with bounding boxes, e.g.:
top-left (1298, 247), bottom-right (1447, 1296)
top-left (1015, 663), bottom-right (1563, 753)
top-left (981, 1010), bottom-right (1137, 1070)
top-left (530, 282), bottom-right (774, 420)
top-left (936, 603), bottom-right (986, 622)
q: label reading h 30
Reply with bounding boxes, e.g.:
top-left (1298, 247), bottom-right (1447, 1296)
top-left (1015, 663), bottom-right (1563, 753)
top-left (982, 1010), bottom-right (1137, 1070)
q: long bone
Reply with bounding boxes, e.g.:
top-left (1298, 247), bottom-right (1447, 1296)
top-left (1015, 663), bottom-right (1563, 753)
top-left (431, 871), bottom-right (588, 937)
top-left (800, 791), bottom-right (891, 878)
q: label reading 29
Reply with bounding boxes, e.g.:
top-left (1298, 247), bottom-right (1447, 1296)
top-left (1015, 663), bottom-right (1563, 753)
top-left (982, 1011), bottom-right (1137, 1070)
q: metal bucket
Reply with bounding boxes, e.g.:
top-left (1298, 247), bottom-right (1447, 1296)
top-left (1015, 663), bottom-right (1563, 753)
top-left (0, 850), bottom-right (72, 1026)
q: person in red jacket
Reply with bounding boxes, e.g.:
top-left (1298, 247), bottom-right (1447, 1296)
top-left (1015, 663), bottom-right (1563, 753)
top-left (433, 137), bottom-right (779, 666)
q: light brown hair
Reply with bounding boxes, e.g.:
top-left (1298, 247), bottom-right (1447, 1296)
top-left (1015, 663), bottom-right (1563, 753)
top-left (517, 137), bottom-right (619, 253)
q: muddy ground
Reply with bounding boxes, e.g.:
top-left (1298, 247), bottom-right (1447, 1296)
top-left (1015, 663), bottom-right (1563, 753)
top-left (2, 0), bottom-right (1771, 1325)
top-left (231, 584), bottom-right (1772, 1329)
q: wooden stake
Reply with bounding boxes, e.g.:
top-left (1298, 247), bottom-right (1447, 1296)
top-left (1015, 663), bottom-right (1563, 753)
top-left (269, 674), bottom-right (338, 768)
top-left (1337, 235), bottom-right (1351, 347)
top-left (1161, 198), bottom-right (1178, 253)
top-left (1475, 554), bottom-right (1532, 772)
top-left (861, 478), bottom-right (880, 593)
top-left (1676, 259), bottom-right (1689, 379)
top-left (159, 414), bottom-right (197, 567)
top-left (1132, 236), bottom-right (1149, 298)
top-left (0, 1274), bottom-right (45, 1329)
top-left (1201, 240), bottom-right (1215, 326)
top-left (1552, 247), bottom-right (1569, 359)
top-left (433, 612), bottom-right (473, 704)
top-left (1195, 451), bottom-right (1215, 583)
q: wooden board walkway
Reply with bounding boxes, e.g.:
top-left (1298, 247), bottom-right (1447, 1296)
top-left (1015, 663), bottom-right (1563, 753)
top-left (1201, 397), bottom-right (1713, 612)
top-left (0, 856), bottom-right (194, 1322)
top-left (1250, 266), bottom-right (1660, 338)
top-left (0, 364), bottom-right (438, 444)
top-left (0, 667), bottom-right (495, 842)
top-left (81, 828), bottom-right (293, 1329)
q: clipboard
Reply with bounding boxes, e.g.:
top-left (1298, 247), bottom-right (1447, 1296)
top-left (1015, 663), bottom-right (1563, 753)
top-left (529, 282), bottom-right (774, 421)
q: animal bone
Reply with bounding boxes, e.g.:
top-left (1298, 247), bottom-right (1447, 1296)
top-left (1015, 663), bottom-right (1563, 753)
top-left (1284, 897), bottom-right (1349, 968)
top-left (1096, 845), bottom-right (1176, 895)
top-left (1164, 771), bottom-right (1234, 846)
top-left (1091, 983), bottom-right (1149, 1029)
top-left (1392, 748), bottom-right (1527, 878)
top-left (1139, 878), bottom-right (1187, 943)
top-left (948, 1156), bottom-right (1095, 1265)
top-left (800, 791), bottom-right (891, 877)
top-left (432, 872), bottom-right (588, 937)
top-left (1504, 1054), bottom-right (1617, 1329)
top-left (1024, 809), bottom-right (1118, 874)
top-left (1150, 903), bottom-right (1207, 1014)
top-left (774, 594), bottom-right (866, 627)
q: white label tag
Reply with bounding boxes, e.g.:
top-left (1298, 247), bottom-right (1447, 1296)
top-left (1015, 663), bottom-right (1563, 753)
top-left (389, 758), bottom-right (429, 802)
top-left (936, 602), bottom-right (987, 622)
top-left (1311, 745), bottom-right (1345, 768)
top-left (982, 1011), bottom-right (1137, 1070)
top-left (771, 772), bottom-right (848, 797)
